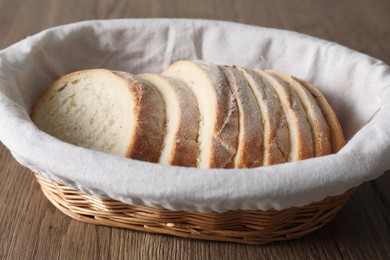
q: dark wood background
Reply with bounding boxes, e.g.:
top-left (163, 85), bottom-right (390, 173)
top-left (1, 0), bottom-right (390, 259)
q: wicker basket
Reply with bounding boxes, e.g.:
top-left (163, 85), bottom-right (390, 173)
top-left (35, 174), bottom-right (355, 245)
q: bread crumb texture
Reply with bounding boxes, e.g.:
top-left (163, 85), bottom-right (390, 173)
top-left (32, 70), bottom-right (135, 156)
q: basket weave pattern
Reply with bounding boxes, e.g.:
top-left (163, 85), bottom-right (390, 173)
top-left (35, 174), bottom-right (354, 245)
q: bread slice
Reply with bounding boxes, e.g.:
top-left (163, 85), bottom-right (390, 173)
top-left (220, 65), bottom-right (264, 168)
top-left (137, 73), bottom-right (200, 167)
top-left (32, 69), bottom-right (166, 162)
top-left (267, 70), bottom-right (332, 157)
top-left (254, 69), bottom-right (314, 161)
top-left (293, 77), bottom-right (345, 152)
top-left (161, 60), bottom-right (239, 168)
top-left (237, 67), bottom-right (290, 165)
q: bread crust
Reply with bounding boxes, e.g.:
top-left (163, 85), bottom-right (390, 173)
top-left (255, 69), bottom-right (314, 161)
top-left (137, 73), bottom-right (200, 167)
top-left (163, 76), bottom-right (200, 167)
top-left (162, 60), bottom-right (239, 168)
top-left (267, 70), bottom-right (332, 157)
top-left (221, 65), bottom-right (264, 168)
top-left (114, 72), bottom-right (166, 162)
top-left (293, 77), bottom-right (345, 152)
top-left (192, 61), bottom-right (239, 168)
top-left (238, 68), bottom-right (290, 165)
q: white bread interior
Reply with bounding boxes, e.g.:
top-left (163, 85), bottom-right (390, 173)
top-left (137, 73), bottom-right (200, 167)
top-left (162, 60), bottom-right (239, 168)
top-left (32, 69), bottom-right (137, 157)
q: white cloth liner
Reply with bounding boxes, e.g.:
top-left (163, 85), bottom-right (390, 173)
top-left (0, 19), bottom-right (389, 213)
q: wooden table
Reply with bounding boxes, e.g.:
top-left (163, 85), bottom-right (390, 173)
top-left (1, 0), bottom-right (390, 259)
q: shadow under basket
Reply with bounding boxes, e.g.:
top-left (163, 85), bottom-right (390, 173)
top-left (35, 174), bottom-right (355, 245)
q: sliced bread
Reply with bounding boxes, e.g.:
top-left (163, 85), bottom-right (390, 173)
top-left (254, 69), bottom-right (314, 161)
top-left (137, 73), bottom-right (200, 167)
top-left (32, 69), bottom-right (166, 162)
top-left (161, 60), bottom-right (239, 168)
top-left (237, 67), bottom-right (290, 165)
top-left (293, 77), bottom-right (345, 152)
top-left (267, 70), bottom-right (332, 157)
top-left (220, 65), bottom-right (264, 168)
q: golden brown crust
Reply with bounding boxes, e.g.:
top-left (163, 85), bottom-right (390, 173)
top-left (163, 77), bottom-right (200, 167)
top-left (193, 61), bottom-right (239, 168)
top-left (141, 75), bottom-right (200, 167)
top-left (256, 69), bottom-right (314, 162)
top-left (163, 60), bottom-right (239, 168)
top-left (114, 72), bottom-right (166, 162)
top-left (267, 70), bottom-right (332, 158)
top-left (221, 65), bottom-right (263, 168)
top-left (293, 77), bottom-right (345, 152)
top-left (238, 68), bottom-right (290, 166)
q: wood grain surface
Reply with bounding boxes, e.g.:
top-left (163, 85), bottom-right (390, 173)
top-left (1, 0), bottom-right (390, 259)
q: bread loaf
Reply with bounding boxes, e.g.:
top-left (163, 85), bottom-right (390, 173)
top-left (32, 69), bottom-right (166, 162)
top-left (32, 61), bottom-right (345, 169)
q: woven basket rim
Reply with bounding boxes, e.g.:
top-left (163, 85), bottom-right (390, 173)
top-left (35, 174), bottom-right (356, 245)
